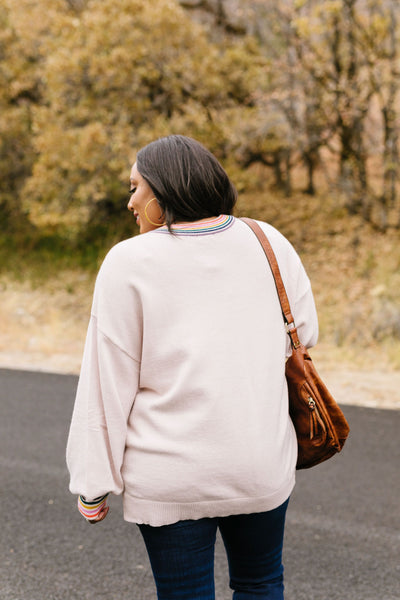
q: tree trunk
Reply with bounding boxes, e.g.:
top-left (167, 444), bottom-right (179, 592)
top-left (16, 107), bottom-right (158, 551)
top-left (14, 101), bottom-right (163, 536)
top-left (334, 1), bottom-right (370, 219)
top-left (303, 150), bottom-right (317, 195)
top-left (380, 3), bottom-right (399, 230)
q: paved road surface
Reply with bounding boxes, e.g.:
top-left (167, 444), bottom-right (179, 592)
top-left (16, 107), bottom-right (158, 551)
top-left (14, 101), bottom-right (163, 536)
top-left (0, 368), bottom-right (399, 600)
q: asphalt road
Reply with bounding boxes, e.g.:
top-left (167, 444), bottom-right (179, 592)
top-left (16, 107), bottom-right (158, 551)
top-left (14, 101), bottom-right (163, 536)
top-left (0, 368), bottom-right (399, 600)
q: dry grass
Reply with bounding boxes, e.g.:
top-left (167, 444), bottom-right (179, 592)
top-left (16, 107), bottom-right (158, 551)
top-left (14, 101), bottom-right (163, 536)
top-left (0, 271), bottom-right (94, 374)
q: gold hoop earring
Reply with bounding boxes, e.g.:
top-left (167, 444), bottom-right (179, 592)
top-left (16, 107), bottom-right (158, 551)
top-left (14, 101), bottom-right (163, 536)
top-left (144, 198), bottom-right (166, 227)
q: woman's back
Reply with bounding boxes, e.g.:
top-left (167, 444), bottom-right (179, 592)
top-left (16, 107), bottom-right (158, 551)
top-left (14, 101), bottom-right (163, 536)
top-left (77, 215), bottom-right (318, 525)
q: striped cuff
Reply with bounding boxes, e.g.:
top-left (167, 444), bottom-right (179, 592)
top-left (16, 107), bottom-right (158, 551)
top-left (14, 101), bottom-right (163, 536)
top-left (78, 494), bottom-right (108, 520)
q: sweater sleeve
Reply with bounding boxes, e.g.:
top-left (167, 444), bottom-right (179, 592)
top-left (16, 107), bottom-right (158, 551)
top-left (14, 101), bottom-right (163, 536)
top-left (66, 315), bottom-right (140, 500)
top-left (77, 494), bottom-right (109, 520)
top-left (289, 261), bottom-right (319, 354)
top-left (255, 220), bottom-right (319, 353)
top-left (66, 242), bottom-right (143, 501)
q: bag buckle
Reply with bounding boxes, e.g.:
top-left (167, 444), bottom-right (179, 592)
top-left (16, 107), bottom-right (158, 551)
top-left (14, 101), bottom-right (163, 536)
top-left (285, 321), bottom-right (301, 349)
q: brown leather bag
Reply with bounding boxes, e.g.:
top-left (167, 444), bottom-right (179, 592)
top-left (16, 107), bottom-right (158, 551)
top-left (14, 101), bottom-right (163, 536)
top-left (241, 217), bottom-right (350, 469)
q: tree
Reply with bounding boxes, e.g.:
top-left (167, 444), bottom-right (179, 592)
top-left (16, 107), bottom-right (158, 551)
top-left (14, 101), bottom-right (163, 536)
top-left (22, 0), bottom-right (263, 231)
top-left (211, 0), bottom-right (400, 227)
top-left (359, 0), bottom-right (400, 230)
top-left (0, 0), bottom-right (74, 230)
top-left (267, 0), bottom-right (400, 227)
top-left (0, 2), bottom-right (37, 228)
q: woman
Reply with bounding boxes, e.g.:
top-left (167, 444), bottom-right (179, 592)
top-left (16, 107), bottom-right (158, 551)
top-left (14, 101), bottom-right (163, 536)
top-left (66, 135), bottom-right (318, 599)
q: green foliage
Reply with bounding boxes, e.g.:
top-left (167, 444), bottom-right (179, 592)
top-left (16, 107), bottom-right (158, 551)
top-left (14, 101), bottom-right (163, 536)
top-left (0, 4), bottom-right (32, 226)
top-left (17, 0), bottom-right (265, 232)
top-left (1, 0), bottom-right (400, 239)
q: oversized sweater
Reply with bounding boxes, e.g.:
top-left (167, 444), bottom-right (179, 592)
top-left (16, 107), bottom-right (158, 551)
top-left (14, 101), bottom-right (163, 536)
top-left (66, 215), bottom-right (319, 526)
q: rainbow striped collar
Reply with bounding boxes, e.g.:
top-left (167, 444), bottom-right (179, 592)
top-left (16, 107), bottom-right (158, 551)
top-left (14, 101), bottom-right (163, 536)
top-left (157, 214), bottom-right (234, 236)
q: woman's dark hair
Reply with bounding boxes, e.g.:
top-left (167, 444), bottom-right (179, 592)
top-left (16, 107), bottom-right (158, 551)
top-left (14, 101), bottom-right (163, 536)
top-left (136, 135), bottom-right (237, 231)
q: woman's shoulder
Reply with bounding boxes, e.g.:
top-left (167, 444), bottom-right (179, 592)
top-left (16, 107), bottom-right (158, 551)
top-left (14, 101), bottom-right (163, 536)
top-left (95, 232), bottom-right (163, 282)
top-left (105, 229), bottom-right (167, 259)
top-left (240, 218), bottom-right (306, 282)
top-left (244, 218), bottom-right (298, 255)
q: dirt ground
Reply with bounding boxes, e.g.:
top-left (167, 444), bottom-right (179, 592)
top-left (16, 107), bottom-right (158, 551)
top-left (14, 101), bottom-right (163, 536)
top-left (0, 275), bottom-right (399, 410)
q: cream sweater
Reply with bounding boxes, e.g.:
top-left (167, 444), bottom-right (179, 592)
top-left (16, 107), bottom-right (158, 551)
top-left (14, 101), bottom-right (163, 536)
top-left (66, 216), bottom-right (318, 526)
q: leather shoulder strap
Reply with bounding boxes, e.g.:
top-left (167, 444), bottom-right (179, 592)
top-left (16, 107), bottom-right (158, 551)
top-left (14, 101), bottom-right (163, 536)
top-left (240, 217), bottom-right (300, 348)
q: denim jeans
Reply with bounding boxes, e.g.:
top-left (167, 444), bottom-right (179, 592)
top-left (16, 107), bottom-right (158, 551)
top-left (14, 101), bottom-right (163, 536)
top-left (138, 498), bottom-right (289, 600)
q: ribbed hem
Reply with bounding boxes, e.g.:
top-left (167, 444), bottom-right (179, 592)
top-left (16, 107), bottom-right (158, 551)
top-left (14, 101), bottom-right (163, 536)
top-left (78, 494), bottom-right (108, 520)
top-left (156, 214), bottom-right (235, 236)
top-left (122, 476), bottom-right (295, 526)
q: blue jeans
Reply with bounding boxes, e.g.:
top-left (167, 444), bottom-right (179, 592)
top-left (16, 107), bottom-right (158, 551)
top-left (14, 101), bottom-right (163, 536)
top-left (138, 498), bottom-right (289, 600)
